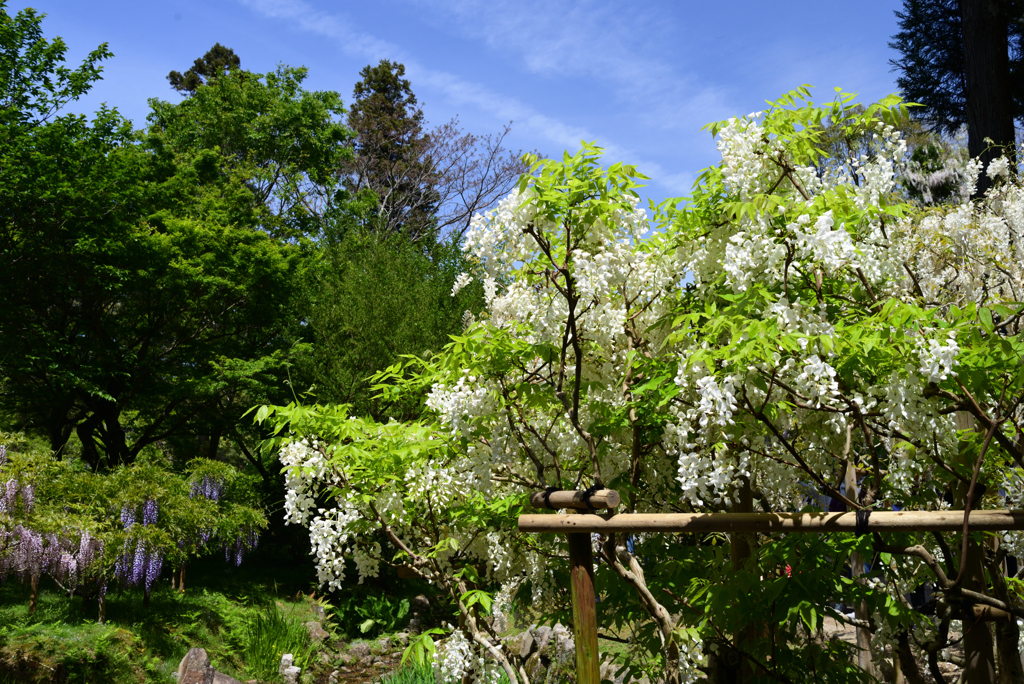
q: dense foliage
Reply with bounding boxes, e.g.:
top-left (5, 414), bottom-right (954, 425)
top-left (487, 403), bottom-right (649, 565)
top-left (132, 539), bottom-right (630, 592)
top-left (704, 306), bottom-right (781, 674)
top-left (263, 88), bottom-right (1024, 683)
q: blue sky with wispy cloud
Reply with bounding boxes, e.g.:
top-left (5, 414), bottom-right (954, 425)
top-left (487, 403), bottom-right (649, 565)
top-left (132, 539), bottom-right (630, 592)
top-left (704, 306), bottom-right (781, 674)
top-left (10, 0), bottom-right (905, 206)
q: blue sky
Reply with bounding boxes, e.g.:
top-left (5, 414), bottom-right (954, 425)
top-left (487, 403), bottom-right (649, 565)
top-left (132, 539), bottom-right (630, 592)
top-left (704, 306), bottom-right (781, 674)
top-left (10, 0), bottom-right (906, 206)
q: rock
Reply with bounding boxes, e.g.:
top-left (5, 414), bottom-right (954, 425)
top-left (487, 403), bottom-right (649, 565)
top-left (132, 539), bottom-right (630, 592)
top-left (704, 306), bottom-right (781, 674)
top-left (490, 612), bottom-right (509, 633)
top-left (377, 636), bottom-right (393, 653)
top-left (313, 603), bottom-right (327, 620)
top-left (328, 671), bottom-right (339, 684)
top-left (394, 631), bottom-right (410, 647)
top-left (278, 654), bottom-right (294, 674)
top-left (177, 648), bottom-right (214, 684)
top-left (339, 653), bottom-right (355, 666)
top-left (518, 630), bottom-right (535, 659)
top-left (551, 624), bottom-right (574, 661)
top-left (412, 594), bottom-right (431, 611)
top-left (524, 652), bottom-right (546, 684)
top-left (532, 626), bottom-right (553, 655)
top-left (305, 620), bottom-right (329, 641)
top-left (212, 673), bottom-right (242, 684)
top-left (360, 655), bottom-right (375, 667)
top-left (281, 666), bottom-right (301, 684)
top-left (349, 642), bottom-right (372, 659)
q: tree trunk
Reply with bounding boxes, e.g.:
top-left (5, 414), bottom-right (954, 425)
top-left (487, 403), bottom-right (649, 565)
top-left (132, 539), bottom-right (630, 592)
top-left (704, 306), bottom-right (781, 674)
top-left (207, 428), bottom-right (222, 461)
top-left (953, 409), bottom-right (997, 683)
top-left (961, 541), bottom-right (997, 683)
top-left (728, 476), bottom-right (756, 683)
top-left (179, 564), bottom-right (186, 593)
top-left (960, 0), bottom-right (1016, 196)
top-left (987, 555), bottom-right (1024, 683)
top-left (29, 572), bottom-right (39, 613)
top-left (896, 630), bottom-right (928, 684)
top-left (98, 589), bottom-right (106, 624)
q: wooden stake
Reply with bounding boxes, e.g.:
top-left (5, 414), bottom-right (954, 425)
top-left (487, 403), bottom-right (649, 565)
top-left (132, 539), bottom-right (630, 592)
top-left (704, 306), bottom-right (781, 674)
top-left (845, 461), bottom-right (874, 677)
top-left (518, 510), bottom-right (1024, 534)
top-left (567, 532), bottom-right (600, 684)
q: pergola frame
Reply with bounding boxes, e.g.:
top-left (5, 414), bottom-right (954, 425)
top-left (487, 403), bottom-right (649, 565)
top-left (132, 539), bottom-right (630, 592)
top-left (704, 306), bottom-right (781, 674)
top-left (517, 489), bottom-right (1024, 684)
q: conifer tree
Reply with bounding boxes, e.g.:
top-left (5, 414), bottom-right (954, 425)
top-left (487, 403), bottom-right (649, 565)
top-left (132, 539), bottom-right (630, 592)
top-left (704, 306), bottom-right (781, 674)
top-left (344, 60), bottom-right (438, 240)
top-left (167, 43), bottom-right (241, 95)
top-left (890, 0), bottom-right (1023, 194)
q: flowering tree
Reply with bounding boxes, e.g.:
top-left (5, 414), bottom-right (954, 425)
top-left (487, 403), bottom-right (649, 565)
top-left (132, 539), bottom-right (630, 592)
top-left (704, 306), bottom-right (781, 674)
top-left (0, 435), bottom-right (267, 620)
top-left (262, 88), bottom-right (1024, 683)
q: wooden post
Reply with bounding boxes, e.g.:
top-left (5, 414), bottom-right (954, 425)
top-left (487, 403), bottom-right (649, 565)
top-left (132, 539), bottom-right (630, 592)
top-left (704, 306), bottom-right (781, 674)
top-left (845, 461), bottom-right (874, 677)
top-left (567, 532), bottom-right (600, 684)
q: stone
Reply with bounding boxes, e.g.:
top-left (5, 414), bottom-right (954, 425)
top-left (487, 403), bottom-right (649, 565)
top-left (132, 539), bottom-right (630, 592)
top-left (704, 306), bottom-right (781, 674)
top-left (394, 631), bottom-right (410, 646)
top-left (412, 594), bottom-right (431, 611)
top-left (282, 665), bottom-right (301, 684)
top-left (517, 630), bottom-right (535, 659)
top-left (328, 671), bottom-right (339, 684)
top-left (313, 603), bottom-right (327, 620)
top-left (377, 636), bottom-right (393, 653)
top-left (349, 642), bottom-right (372, 659)
top-left (339, 653), bottom-right (355, 666)
top-left (532, 626), bottom-right (553, 655)
top-left (305, 620), bottom-right (329, 641)
top-left (490, 612), bottom-right (509, 633)
top-left (524, 652), bottom-right (546, 684)
top-left (177, 648), bottom-right (214, 684)
top-left (278, 653), bottom-right (294, 674)
top-left (407, 616), bottom-right (423, 634)
top-left (212, 673), bottom-right (242, 684)
top-left (551, 624), bottom-right (574, 660)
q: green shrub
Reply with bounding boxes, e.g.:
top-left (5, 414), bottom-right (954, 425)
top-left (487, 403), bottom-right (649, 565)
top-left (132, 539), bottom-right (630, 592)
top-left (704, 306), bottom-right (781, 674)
top-left (332, 592), bottom-right (409, 638)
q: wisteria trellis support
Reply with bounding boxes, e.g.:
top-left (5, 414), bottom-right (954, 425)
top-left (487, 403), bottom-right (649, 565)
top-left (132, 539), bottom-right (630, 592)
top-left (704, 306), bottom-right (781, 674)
top-left (519, 489), bottom-right (1024, 684)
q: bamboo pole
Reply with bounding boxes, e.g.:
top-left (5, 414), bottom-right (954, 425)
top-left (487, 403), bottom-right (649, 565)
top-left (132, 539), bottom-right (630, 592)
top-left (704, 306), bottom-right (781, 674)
top-left (518, 510), bottom-right (1024, 534)
top-left (567, 532), bottom-right (600, 684)
top-left (529, 489), bottom-right (620, 510)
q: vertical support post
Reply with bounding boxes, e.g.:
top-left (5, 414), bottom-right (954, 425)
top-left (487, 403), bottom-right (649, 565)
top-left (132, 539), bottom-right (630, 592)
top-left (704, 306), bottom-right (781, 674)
top-left (954, 410), bottom-right (996, 684)
top-left (845, 461), bottom-right (874, 676)
top-left (567, 532), bottom-right (600, 684)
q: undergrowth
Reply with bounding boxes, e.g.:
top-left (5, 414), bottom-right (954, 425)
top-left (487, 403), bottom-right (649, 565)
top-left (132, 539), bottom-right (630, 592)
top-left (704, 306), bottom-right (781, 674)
top-left (0, 546), bottom-right (321, 683)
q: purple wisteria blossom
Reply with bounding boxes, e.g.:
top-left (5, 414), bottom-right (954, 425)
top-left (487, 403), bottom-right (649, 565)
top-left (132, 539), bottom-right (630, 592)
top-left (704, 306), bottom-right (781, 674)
top-left (0, 479), bottom-right (34, 516)
top-left (0, 526), bottom-right (103, 590)
top-left (223, 527), bottom-right (260, 566)
top-left (115, 539), bottom-right (163, 591)
top-left (115, 500), bottom-right (165, 590)
top-left (120, 504), bottom-right (136, 529)
top-left (190, 475), bottom-right (224, 501)
top-left (142, 499), bottom-right (158, 526)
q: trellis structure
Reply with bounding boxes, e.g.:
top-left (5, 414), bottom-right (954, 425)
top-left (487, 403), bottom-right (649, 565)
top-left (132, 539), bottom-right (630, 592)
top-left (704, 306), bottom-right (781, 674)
top-left (517, 489), bottom-right (1024, 684)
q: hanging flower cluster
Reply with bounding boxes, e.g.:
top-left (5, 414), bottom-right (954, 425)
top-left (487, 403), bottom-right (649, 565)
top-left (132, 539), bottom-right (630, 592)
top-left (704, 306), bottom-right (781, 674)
top-left (115, 500), bottom-right (163, 592)
top-left (0, 525), bottom-right (103, 590)
top-left (263, 89), bottom-right (1024, 683)
top-left (223, 526), bottom-right (260, 566)
top-left (190, 474), bottom-right (225, 501)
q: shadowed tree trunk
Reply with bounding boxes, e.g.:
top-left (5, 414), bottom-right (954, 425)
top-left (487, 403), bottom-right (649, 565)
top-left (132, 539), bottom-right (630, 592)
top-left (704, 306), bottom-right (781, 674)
top-left (960, 0), bottom-right (1016, 196)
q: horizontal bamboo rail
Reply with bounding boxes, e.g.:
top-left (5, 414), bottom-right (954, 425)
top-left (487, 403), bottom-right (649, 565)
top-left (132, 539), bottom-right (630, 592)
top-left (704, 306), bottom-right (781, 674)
top-left (518, 509), bottom-right (1024, 533)
top-left (528, 488), bottom-right (620, 510)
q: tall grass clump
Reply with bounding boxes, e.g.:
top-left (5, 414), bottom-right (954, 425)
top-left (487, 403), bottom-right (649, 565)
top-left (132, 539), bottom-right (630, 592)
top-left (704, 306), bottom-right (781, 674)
top-left (243, 606), bottom-right (311, 681)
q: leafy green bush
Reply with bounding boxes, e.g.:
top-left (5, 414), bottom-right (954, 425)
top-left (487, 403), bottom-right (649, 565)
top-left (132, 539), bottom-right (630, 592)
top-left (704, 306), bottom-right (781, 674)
top-left (333, 592), bottom-right (409, 638)
top-left (243, 605), bottom-right (311, 681)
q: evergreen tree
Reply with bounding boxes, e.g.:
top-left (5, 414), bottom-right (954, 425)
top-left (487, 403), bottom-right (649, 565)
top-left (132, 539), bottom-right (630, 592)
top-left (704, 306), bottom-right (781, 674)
top-left (344, 60), bottom-right (438, 240)
top-left (890, 0), bottom-right (1023, 193)
top-left (167, 43), bottom-right (241, 95)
